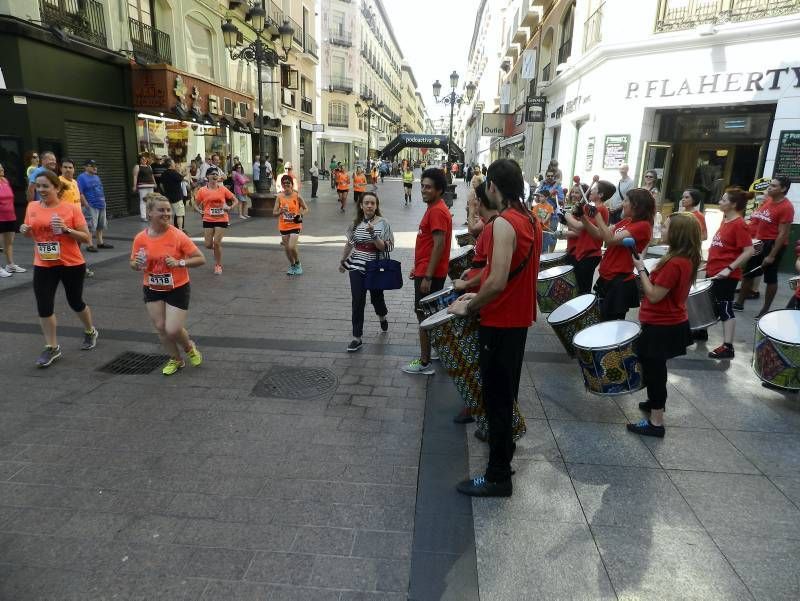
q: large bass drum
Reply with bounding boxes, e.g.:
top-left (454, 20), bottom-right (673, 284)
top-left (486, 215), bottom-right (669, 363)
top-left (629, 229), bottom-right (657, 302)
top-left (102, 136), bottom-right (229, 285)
top-left (546, 294), bottom-right (601, 357)
top-left (687, 280), bottom-right (718, 330)
top-left (572, 320), bottom-right (644, 396)
top-left (536, 264), bottom-right (578, 314)
top-left (753, 310), bottom-right (800, 390)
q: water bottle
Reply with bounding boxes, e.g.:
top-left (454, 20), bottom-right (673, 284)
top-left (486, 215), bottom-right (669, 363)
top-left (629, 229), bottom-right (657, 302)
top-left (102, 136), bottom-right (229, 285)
top-left (136, 247), bottom-right (147, 269)
top-left (50, 214), bottom-right (63, 235)
top-left (653, 212), bottom-right (662, 241)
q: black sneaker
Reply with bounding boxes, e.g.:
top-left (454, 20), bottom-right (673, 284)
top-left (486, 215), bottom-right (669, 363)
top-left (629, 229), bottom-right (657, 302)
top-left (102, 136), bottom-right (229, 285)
top-left (81, 328), bottom-right (98, 350)
top-left (626, 419), bottom-right (665, 438)
top-left (709, 344), bottom-right (734, 359)
top-left (347, 339), bottom-right (363, 352)
top-left (380, 319), bottom-right (388, 332)
top-left (36, 346), bottom-right (61, 368)
top-left (85, 246), bottom-right (98, 252)
top-left (732, 302), bottom-right (744, 312)
top-left (456, 476), bottom-right (512, 497)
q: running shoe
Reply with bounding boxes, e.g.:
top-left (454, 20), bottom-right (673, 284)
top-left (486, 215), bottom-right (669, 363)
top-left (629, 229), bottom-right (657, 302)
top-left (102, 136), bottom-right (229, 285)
top-left (162, 358), bottom-right (184, 376)
top-left (380, 319), bottom-right (389, 332)
top-left (626, 419), bottom-right (665, 438)
top-left (81, 328), bottom-right (98, 350)
top-left (85, 268), bottom-right (95, 278)
top-left (0, 266), bottom-right (11, 278)
top-left (36, 346), bottom-right (61, 368)
top-left (430, 348), bottom-right (440, 361)
top-left (294, 263), bottom-right (303, 275)
top-left (86, 246), bottom-right (98, 252)
top-left (708, 344), bottom-right (734, 359)
top-left (5, 264), bottom-right (26, 273)
top-left (186, 344), bottom-right (203, 367)
top-left (402, 359), bottom-right (435, 375)
top-left (347, 339), bottom-right (363, 352)
top-left (287, 265), bottom-right (297, 275)
top-left (97, 243), bottom-right (114, 249)
top-left (214, 264), bottom-right (223, 275)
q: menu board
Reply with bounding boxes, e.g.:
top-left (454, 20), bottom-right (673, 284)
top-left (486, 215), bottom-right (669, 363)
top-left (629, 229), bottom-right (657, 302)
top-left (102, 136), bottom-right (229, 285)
top-left (603, 134), bottom-right (630, 169)
top-left (774, 130), bottom-right (800, 183)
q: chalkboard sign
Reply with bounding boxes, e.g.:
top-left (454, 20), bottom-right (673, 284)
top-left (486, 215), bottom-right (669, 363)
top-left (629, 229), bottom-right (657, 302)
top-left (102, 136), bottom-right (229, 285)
top-left (603, 134), bottom-right (630, 169)
top-left (774, 130), bottom-right (800, 183)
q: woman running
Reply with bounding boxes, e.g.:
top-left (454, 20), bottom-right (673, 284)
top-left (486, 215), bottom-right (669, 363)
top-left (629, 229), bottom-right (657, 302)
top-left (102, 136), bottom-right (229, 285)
top-left (131, 193), bottom-right (205, 375)
top-left (629, 212), bottom-right (701, 437)
top-left (0, 163), bottom-right (25, 278)
top-left (273, 174), bottom-right (309, 275)
top-left (194, 167), bottom-right (235, 275)
top-left (353, 166), bottom-right (367, 205)
top-left (581, 188), bottom-right (654, 321)
top-left (402, 165), bottom-right (414, 206)
top-left (339, 191), bottom-right (393, 352)
top-left (19, 169), bottom-right (98, 367)
top-left (704, 188), bottom-right (755, 359)
top-left (335, 167), bottom-right (350, 213)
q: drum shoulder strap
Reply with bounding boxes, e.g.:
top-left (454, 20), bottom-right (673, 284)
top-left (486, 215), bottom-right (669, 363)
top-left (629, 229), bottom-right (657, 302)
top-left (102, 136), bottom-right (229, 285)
top-left (507, 215), bottom-right (536, 282)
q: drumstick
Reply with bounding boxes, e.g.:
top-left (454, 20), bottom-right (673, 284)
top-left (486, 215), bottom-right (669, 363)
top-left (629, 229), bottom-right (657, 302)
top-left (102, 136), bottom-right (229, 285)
top-left (572, 175), bottom-right (590, 204)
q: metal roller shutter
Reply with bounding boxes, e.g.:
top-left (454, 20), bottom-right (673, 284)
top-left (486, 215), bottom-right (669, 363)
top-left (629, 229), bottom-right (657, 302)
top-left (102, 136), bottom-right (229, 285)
top-left (65, 121), bottom-right (129, 217)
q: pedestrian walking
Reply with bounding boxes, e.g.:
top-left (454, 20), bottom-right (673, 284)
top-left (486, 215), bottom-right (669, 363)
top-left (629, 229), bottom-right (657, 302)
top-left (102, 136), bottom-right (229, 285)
top-left (132, 153), bottom-right (156, 221)
top-left (0, 163), bottom-right (25, 277)
top-left (329, 156), bottom-right (337, 189)
top-left (76, 160), bottom-right (113, 252)
top-left (19, 169), bottom-right (98, 367)
top-left (232, 163), bottom-right (251, 219)
top-left (273, 174), bottom-right (309, 275)
top-left (309, 161), bottom-right (320, 198)
top-left (27, 151), bottom-right (57, 202)
top-left (131, 193), bottom-right (205, 376)
top-left (194, 167), bottom-right (235, 275)
top-left (402, 165), bottom-right (414, 205)
top-left (403, 167), bottom-right (452, 375)
top-left (335, 166), bottom-right (351, 213)
top-left (159, 158), bottom-right (187, 230)
top-left (339, 191), bottom-right (393, 351)
top-left (353, 165), bottom-right (367, 204)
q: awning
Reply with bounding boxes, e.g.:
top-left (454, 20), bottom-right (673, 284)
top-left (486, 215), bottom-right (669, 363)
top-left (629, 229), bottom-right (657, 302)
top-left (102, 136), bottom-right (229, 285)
top-left (233, 118), bottom-right (252, 133)
top-left (203, 113), bottom-right (218, 126)
top-left (499, 133), bottom-right (525, 148)
top-left (219, 115), bottom-right (235, 128)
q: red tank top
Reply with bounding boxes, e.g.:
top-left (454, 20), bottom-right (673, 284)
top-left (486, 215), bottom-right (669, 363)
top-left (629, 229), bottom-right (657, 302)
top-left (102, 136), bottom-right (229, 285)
top-left (480, 208), bottom-right (540, 328)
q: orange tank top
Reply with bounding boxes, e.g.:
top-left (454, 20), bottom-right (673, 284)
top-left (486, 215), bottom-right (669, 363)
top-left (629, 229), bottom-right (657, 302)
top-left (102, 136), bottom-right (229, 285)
top-left (277, 192), bottom-right (302, 232)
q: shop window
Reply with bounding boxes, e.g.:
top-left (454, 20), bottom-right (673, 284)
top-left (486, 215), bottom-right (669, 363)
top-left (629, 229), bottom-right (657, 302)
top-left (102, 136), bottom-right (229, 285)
top-left (186, 16), bottom-right (215, 79)
top-left (329, 101), bottom-right (349, 128)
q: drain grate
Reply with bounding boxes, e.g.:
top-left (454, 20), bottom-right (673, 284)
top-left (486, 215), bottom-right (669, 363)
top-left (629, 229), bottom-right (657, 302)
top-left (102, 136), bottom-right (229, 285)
top-left (252, 366), bottom-right (338, 400)
top-left (98, 351), bottom-right (170, 375)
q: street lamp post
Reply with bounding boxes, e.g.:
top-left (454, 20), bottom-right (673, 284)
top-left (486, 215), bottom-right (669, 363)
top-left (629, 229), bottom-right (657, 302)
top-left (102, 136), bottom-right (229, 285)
top-left (353, 93), bottom-right (384, 169)
top-left (432, 71), bottom-right (475, 164)
top-left (221, 1), bottom-right (293, 200)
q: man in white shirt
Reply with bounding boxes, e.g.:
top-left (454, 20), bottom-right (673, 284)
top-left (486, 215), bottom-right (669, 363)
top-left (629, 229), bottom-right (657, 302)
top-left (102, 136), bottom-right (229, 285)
top-left (608, 164), bottom-right (634, 224)
top-left (309, 161), bottom-right (319, 198)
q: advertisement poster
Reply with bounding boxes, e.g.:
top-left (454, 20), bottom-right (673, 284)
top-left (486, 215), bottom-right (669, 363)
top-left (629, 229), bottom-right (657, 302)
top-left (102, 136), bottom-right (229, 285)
top-left (602, 134), bottom-right (630, 169)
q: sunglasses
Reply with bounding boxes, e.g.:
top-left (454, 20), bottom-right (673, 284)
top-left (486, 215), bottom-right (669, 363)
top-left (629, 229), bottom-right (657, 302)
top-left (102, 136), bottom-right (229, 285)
top-left (644, 175), bottom-right (655, 179)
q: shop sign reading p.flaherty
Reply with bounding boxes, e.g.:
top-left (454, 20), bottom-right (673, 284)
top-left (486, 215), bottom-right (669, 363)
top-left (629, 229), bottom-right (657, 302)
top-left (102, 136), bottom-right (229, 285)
top-left (626, 66), bottom-right (800, 99)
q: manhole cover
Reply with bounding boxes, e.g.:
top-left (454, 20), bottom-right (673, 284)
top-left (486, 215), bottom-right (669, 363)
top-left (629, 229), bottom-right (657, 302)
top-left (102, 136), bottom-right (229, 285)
top-left (252, 366), bottom-right (338, 400)
top-left (98, 351), bottom-right (170, 375)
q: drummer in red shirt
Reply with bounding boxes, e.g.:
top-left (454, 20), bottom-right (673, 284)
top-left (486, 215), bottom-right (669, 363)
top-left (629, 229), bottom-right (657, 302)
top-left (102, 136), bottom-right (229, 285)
top-left (704, 188), bottom-right (755, 359)
top-left (564, 180), bottom-right (613, 294)
top-left (403, 168), bottom-right (452, 375)
top-left (680, 188), bottom-right (708, 241)
top-left (454, 182), bottom-right (496, 294)
top-left (788, 240), bottom-right (800, 310)
top-left (450, 159), bottom-right (541, 497)
top-left (580, 188), bottom-right (655, 321)
top-left (629, 212), bottom-right (701, 438)
top-left (736, 176), bottom-right (794, 316)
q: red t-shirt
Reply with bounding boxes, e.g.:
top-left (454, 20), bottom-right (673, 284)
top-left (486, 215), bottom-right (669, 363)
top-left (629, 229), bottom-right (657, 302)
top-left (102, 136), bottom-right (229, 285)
top-left (598, 218), bottom-right (652, 281)
top-left (463, 219), bottom-right (492, 290)
top-left (196, 186), bottom-right (235, 223)
top-left (691, 210), bottom-right (707, 239)
top-left (706, 217), bottom-right (752, 279)
top-left (639, 256), bottom-right (693, 326)
top-left (24, 201), bottom-right (87, 267)
top-left (752, 197), bottom-right (794, 242)
top-left (414, 199), bottom-right (452, 278)
top-left (480, 209), bottom-right (540, 328)
top-left (575, 204), bottom-right (609, 260)
top-left (131, 225), bottom-right (198, 290)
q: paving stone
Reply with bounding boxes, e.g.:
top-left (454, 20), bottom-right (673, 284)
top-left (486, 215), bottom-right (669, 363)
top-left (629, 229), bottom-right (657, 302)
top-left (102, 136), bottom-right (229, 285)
top-left (163, 492), bottom-right (224, 518)
top-left (0, 506), bottom-right (75, 535)
top-left (173, 519), bottom-right (298, 551)
top-left (641, 427), bottom-right (760, 474)
top-left (714, 534), bottom-right (800, 601)
top-left (550, 420), bottom-right (659, 468)
top-left (182, 547), bottom-right (255, 580)
top-left (290, 525), bottom-right (355, 555)
top-left (54, 511), bottom-right (132, 539)
top-left (243, 551), bottom-right (314, 585)
top-left (722, 430), bottom-right (800, 477)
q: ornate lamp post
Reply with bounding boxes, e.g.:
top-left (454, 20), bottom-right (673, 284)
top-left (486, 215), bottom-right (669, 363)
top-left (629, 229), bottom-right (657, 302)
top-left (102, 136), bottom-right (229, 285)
top-left (353, 93), bottom-right (384, 169)
top-left (221, 1), bottom-right (293, 199)
top-left (432, 71), bottom-right (475, 163)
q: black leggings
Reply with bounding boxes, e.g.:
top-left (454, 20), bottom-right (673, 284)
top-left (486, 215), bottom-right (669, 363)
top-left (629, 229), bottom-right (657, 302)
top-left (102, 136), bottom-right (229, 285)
top-left (640, 356), bottom-right (668, 410)
top-left (33, 264), bottom-right (87, 318)
top-left (575, 255), bottom-right (601, 295)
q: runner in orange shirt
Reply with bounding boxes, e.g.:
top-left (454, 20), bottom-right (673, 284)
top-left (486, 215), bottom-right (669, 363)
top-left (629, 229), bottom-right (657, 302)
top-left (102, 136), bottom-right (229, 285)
top-left (19, 169), bottom-right (99, 367)
top-left (194, 167), bottom-right (235, 274)
top-left (353, 166), bottom-right (367, 205)
top-left (273, 174), bottom-right (309, 275)
top-left (336, 167), bottom-right (350, 213)
top-left (131, 194), bottom-right (206, 375)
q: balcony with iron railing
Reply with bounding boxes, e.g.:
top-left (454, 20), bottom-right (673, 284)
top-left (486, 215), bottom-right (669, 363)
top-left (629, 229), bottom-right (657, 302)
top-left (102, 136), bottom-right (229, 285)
top-left (329, 76), bottom-right (354, 93)
top-left (301, 96), bottom-right (313, 114)
top-left (328, 114), bottom-right (349, 128)
top-left (329, 28), bottom-right (353, 46)
top-left (584, 2), bottom-right (604, 51)
top-left (267, 2), bottom-right (284, 29)
top-left (128, 17), bottom-right (172, 64)
top-left (557, 39), bottom-right (571, 66)
top-left (655, 0), bottom-right (800, 32)
top-left (39, 0), bottom-right (107, 47)
top-left (287, 17), bottom-right (303, 48)
top-left (304, 31), bottom-right (317, 57)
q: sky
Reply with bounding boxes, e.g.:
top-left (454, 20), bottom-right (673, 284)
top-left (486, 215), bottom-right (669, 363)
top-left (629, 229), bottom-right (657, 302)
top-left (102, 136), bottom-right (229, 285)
top-left (381, 0), bottom-right (483, 132)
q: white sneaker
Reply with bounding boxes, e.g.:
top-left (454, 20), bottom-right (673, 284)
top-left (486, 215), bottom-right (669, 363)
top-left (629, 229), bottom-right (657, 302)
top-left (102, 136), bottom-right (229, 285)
top-left (402, 359), bottom-right (435, 375)
top-left (5, 264), bottom-right (26, 273)
top-left (430, 348), bottom-right (440, 361)
top-left (0, 266), bottom-right (11, 278)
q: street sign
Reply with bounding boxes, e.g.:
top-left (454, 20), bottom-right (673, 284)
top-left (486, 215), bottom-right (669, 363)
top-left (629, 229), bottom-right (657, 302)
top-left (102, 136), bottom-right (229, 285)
top-left (525, 96), bottom-right (546, 122)
top-left (481, 113), bottom-right (508, 137)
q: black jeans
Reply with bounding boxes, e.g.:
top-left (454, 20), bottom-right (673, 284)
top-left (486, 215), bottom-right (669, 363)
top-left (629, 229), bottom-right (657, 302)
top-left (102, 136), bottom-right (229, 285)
top-left (640, 356), bottom-right (668, 410)
top-left (349, 270), bottom-right (387, 338)
top-left (311, 176), bottom-right (319, 197)
top-left (575, 255), bottom-right (601, 295)
top-left (480, 326), bottom-right (528, 482)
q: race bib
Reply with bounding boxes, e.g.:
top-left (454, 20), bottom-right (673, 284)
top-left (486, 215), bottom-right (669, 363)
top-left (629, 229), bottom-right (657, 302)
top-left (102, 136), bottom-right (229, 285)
top-left (282, 212), bottom-right (296, 222)
top-left (208, 207), bottom-right (225, 216)
top-left (147, 272), bottom-right (174, 290)
top-left (36, 241), bottom-right (61, 261)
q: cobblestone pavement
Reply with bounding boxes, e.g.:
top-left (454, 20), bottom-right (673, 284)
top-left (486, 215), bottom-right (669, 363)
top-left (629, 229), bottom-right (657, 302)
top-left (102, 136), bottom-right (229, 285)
top-left (1, 178), bottom-right (799, 600)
